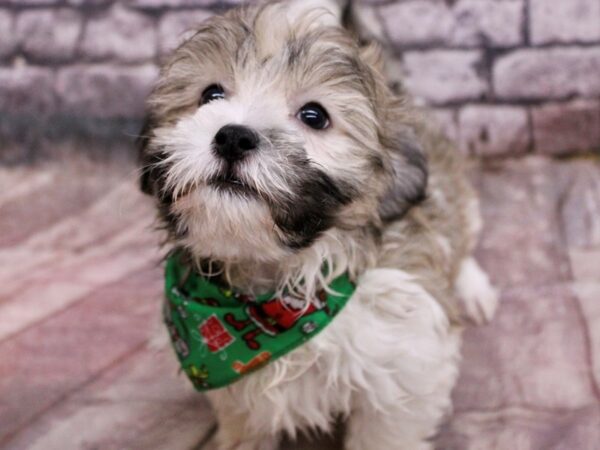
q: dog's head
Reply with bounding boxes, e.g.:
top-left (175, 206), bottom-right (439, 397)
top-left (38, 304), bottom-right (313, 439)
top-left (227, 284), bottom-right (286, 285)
top-left (139, 0), bottom-right (427, 263)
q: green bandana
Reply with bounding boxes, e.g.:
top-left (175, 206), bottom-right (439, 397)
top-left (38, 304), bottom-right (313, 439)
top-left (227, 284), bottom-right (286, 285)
top-left (163, 251), bottom-right (355, 391)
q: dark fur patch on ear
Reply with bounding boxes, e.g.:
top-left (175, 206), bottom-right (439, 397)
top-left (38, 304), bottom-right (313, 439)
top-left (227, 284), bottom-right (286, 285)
top-left (137, 115), bottom-right (160, 196)
top-left (144, 153), bottom-right (186, 240)
top-left (136, 115), bottom-right (187, 239)
top-left (378, 131), bottom-right (428, 222)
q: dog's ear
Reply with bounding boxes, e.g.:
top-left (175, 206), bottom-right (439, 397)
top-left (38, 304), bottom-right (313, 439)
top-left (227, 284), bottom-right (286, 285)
top-left (356, 39), bottom-right (428, 222)
top-left (137, 115), bottom-right (158, 196)
top-left (378, 123), bottom-right (428, 222)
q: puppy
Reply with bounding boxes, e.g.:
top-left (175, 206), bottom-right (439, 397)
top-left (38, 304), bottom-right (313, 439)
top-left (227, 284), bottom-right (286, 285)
top-left (138, 1), bottom-right (498, 449)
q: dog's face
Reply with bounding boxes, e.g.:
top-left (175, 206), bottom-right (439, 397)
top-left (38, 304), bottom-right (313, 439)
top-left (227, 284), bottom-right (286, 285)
top-left (139, 1), bottom-right (427, 263)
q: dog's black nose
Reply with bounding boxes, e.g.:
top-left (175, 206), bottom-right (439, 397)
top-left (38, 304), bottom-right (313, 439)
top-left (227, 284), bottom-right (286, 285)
top-left (213, 125), bottom-right (259, 162)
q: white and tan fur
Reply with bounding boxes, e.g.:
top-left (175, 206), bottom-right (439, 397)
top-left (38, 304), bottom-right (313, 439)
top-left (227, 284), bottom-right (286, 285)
top-left (139, 1), bottom-right (498, 448)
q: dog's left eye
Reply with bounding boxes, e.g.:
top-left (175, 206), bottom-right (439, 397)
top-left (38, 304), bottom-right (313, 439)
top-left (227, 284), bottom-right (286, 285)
top-left (200, 84), bottom-right (226, 105)
top-left (297, 103), bottom-right (330, 130)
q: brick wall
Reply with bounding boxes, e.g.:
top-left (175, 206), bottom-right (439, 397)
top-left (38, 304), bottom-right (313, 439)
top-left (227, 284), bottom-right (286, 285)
top-left (0, 0), bottom-right (599, 158)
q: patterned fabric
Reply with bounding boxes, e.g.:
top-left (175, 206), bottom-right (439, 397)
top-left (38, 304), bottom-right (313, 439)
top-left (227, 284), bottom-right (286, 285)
top-left (163, 251), bottom-right (355, 391)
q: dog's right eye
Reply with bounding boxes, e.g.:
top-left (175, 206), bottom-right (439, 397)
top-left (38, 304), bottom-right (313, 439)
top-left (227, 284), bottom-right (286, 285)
top-left (200, 84), bottom-right (226, 105)
top-left (297, 103), bottom-right (330, 130)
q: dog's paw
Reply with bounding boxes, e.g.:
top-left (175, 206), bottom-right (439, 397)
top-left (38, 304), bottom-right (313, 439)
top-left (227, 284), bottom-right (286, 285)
top-left (455, 257), bottom-right (499, 325)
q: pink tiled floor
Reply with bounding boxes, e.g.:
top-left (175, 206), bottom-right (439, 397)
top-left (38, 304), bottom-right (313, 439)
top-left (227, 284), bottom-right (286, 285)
top-left (1, 153), bottom-right (599, 449)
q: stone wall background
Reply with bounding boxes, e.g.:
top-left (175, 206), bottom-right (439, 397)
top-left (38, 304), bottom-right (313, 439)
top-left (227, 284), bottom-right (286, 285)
top-left (0, 0), bottom-right (599, 158)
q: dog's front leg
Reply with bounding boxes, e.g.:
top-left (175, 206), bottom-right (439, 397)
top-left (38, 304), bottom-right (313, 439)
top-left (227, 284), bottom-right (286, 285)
top-left (342, 269), bottom-right (462, 450)
top-left (212, 411), bottom-right (280, 450)
top-left (344, 396), bottom-right (447, 450)
top-left (207, 393), bottom-right (280, 450)
top-left (344, 349), bottom-right (459, 450)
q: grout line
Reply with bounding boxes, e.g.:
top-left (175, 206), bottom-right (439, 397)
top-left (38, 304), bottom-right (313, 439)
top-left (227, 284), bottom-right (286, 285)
top-left (522, 0), bottom-right (531, 46)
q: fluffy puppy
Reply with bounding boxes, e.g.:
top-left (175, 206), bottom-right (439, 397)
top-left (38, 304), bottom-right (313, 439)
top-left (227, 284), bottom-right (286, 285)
top-left (138, 1), bottom-right (498, 448)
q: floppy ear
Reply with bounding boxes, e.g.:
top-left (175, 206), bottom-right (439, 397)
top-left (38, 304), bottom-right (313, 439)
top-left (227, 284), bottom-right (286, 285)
top-left (137, 115), bottom-right (160, 196)
top-left (354, 40), bottom-right (428, 222)
top-left (377, 122), bottom-right (428, 222)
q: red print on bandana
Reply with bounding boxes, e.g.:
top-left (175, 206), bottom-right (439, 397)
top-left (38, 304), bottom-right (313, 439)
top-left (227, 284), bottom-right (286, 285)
top-left (224, 291), bottom-right (328, 350)
top-left (200, 315), bottom-right (234, 352)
